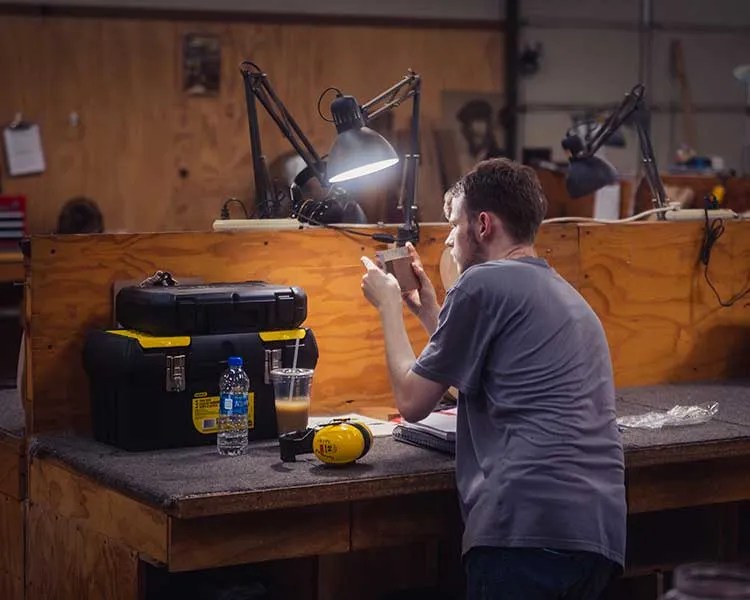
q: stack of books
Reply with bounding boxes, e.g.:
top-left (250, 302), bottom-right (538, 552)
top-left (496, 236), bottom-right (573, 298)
top-left (392, 410), bottom-right (456, 455)
top-left (0, 196), bottom-right (26, 249)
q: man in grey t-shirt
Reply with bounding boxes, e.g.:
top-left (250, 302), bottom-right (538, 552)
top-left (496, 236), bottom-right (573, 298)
top-left (361, 158), bottom-right (626, 599)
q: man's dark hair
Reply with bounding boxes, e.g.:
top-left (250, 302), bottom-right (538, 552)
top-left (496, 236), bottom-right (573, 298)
top-left (458, 158), bottom-right (547, 244)
top-left (56, 197), bottom-right (104, 234)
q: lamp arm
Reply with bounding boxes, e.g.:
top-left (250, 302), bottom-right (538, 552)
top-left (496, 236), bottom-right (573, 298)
top-left (242, 70), bottom-right (273, 217)
top-left (359, 72), bottom-right (422, 245)
top-left (634, 108), bottom-right (669, 213)
top-left (396, 79), bottom-right (421, 245)
top-left (240, 62), bottom-right (327, 185)
top-left (361, 72), bottom-right (420, 113)
top-left (581, 83), bottom-right (668, 216)
top-left (365, 89), bottom-right (418, 122)
top-left (582, 84), bottom-right (644, 158)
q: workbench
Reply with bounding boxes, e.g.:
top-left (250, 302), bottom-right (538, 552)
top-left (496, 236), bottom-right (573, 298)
top-left (25, 382), bottom-right (750, 599)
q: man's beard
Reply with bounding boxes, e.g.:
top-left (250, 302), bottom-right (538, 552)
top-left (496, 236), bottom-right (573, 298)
top-left (459, 226), bottom-right (487, 273)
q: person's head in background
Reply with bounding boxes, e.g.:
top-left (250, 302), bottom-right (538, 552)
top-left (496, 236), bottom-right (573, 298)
top-left (56, 197), bottom-right (104, 234)
top-left (456, 99), bottom-right (503, 159)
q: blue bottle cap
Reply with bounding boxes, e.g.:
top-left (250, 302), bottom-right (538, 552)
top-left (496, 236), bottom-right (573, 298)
top-left (228, 356), bottom-right (243, 367)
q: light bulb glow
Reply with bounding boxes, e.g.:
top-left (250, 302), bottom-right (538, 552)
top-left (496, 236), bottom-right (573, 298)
top-left (328, 158), bottom-right (400, 183)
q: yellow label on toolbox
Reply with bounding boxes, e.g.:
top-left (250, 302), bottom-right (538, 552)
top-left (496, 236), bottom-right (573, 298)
top-left (192, 394), bottom-right (220, 434)
top-left (191, 392), bottom-right (256, 433)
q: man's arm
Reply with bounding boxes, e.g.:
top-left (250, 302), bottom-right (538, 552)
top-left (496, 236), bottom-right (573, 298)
top-left (361, 256), bottom-right (447, 422)
top-left (379, 303), bottom-right (447, 423)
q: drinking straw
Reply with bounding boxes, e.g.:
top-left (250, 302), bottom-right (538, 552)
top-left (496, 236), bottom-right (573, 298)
top-left (288, 335), bottom-right (301, 401)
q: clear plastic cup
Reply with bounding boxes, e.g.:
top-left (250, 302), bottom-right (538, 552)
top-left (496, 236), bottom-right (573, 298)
top-left (270, 367), bottom-right (313, 435)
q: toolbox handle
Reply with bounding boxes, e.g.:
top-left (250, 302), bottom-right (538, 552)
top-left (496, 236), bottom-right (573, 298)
top-left (139, 270), bottom-right (178, 287)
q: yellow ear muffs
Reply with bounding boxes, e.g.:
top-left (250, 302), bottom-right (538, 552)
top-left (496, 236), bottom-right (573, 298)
top-left (313, 420), bottom-right (373, 465)
top-left (278, 418), bottom-right (373, 465)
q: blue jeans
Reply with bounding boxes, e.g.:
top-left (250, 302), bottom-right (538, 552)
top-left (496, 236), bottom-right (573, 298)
top-left (464, 547), bottom-right (617, 600)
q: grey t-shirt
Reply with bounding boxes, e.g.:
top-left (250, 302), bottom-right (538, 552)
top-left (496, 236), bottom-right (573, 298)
top-left (413, 257), bottom-right (626, 567)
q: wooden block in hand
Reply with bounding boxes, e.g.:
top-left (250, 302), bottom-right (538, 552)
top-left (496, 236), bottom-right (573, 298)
top-left (376, 248), bottom-right (420, 292)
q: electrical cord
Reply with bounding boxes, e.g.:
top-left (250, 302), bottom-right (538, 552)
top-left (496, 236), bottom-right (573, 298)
top-left (220, 197), bottom-right (251, 219)
top-left (542, 206), bottom-right (674, 224)
top-left (292, 201), bottom-right (674, 244)
top-left (295, 199), bottom-right (397, 243)
top-left (700, 206), bottom-right (750, 308)
top-left (317, 87), bottom-right (343, 123)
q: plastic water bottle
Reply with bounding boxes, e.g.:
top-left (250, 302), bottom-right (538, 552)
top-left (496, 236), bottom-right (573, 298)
top-left (217, 356), bottom-right (250, 456)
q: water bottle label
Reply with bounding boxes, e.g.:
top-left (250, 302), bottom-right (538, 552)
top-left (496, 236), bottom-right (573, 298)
top-left (220, 392), bottom-right (248, 417)
top-left (192, 392), bottom-right (220, 433)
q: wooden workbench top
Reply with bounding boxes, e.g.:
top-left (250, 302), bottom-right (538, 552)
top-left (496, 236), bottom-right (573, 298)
top-left (30, 382), bottom-right (750, 519)
top-left (0, 251), bottom-right (22, 261)
top-left (0, 250), bottom-right (23, 283)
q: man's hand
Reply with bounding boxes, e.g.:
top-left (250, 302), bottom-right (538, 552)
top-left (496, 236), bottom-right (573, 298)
top-left (361, 256), bottom-right (402, 312)
top-left (401, 242), bottom-right (440, 334)
top-left (361, 254), bottom-right (447, 423)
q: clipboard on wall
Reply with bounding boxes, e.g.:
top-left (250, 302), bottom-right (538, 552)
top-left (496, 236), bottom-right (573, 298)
top-left (2, 114), bottom-right (46, 177)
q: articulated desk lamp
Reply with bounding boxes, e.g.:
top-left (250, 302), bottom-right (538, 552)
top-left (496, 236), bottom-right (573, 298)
top-left (560, 83), bottom-right (737, 222)
top-left (235, 61), bottom-right (422, 245)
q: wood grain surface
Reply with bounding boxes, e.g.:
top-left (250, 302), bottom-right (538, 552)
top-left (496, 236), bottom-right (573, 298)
top-left (0, 434), bottom-right (24, 500)
top-left (29, 458), bottom-right (168, 562)
top-left (0, 14), bottom-right (502, 233)
top-left (0, 253), bottom-right (24, 284)
top-left (627, 455), bottom-right (750, 514)
top-left (28, 224), bottom-right (578, 434)
top-left (26, 503), bottom-right (141, 600)
top-left (579, 222), bottom-right (750, 387)
top-left (168, 503), bottom-right (349, 572)
top-left (27, 221), bottom-right (750, 435)
top-left (0, 494), bottom-right (23, 600)
top-left (350, 492), bottom-right (460, 550)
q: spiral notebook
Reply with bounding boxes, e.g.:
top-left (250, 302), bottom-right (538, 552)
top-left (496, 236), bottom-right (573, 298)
top-left (392, 411), bottom-right (456, 455)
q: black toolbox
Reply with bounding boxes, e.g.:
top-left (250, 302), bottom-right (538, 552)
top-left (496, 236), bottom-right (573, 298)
top-left (115, 281), bottom-right (307, 336)
top-left (83, 328), bottom-right (318, 451)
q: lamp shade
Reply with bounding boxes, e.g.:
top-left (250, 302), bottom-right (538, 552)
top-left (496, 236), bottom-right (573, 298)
top-left (327, 127), bottom-right (399, 183)
top-left (565, 154), bottom-right (618, 198)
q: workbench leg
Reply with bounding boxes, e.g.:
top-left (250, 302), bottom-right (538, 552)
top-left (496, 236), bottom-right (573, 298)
top-left (26, 503), bottom-right (143, 600)
top-left (0, 493), bottom-right (24, 600)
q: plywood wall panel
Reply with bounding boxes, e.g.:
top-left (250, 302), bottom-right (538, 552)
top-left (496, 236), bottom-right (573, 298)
top-left (579, 222), bottom-right (750, 387)
top-left (27, 223), bottom-right (579, 433)
top-left (28, 221), bottom-right (750, 434)
top-left (0, 15), bottom-right (503, 233)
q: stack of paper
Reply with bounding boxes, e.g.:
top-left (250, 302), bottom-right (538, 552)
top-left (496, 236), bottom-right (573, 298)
top-left (392, 410), bottom-right (456, 455)
top-left (308, 413), bottom-right (397, 437)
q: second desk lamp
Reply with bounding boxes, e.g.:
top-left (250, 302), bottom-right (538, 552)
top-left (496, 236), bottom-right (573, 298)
top-left (561, 83), bottom-right (738, 222)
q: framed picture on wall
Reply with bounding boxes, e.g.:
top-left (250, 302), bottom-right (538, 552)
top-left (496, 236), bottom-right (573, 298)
top-left (435, 91), bottom-right (505, 190)
top-left (182, 33), bottom-right (221, 96)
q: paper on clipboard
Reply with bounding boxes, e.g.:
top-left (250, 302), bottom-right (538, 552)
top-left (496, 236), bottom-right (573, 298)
top-left (3, 124), bottom-right (46, 176)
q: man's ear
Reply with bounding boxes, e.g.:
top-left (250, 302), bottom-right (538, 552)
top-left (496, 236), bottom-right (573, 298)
top-left (477, 211), bottom-right (493, 240)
